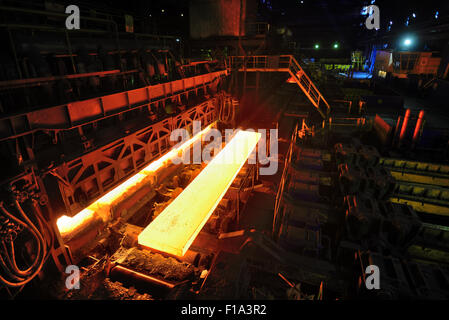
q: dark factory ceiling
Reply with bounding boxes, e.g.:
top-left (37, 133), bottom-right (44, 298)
top-left (260, 0), bottom-right (449, 48)
top-left (56, 0), bottom-right (449, 49)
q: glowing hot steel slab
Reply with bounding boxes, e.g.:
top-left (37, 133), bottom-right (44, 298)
top-left (138, 130), bottom-right (261, 257)
top-left (57, 123), bottom-right (214, 237)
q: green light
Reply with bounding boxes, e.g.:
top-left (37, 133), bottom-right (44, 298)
top-left (314, 44), bottom-right (320, 49)
top-left (333, 43), bottom-right (339, 49)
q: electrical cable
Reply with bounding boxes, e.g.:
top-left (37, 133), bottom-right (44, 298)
top-left (0, 201), bottom-right (48, 287)
top-left (1, 219), bottom-right (41, 278)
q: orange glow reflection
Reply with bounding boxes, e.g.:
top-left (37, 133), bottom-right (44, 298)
top-left (138, 130), bottom-right (261, 257)
top-left (287, 71), bottom-right (300, 83)
top-left (56, 123), bottom-right (215, 237)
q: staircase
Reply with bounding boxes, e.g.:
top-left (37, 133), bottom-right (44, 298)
top-left (228, 55), bottom-right (331, 119)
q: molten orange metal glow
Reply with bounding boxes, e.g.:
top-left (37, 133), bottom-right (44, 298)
top-left (138, 130), bottom-right (261, 257)
top-left (287, 71), bottom-right (300, 83)
top-left (56, 123), bottom-right (215, 237)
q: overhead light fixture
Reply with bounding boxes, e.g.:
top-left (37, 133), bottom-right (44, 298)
top-left (404, 38), bottom-right (412, 46)
top-left (314, 44), bottom-right (320, 49)
top-left (333, 43), bottom-right (339, 49)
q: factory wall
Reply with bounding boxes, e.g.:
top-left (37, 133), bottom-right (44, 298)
top-left (190, 0), bottom-right (257, 39)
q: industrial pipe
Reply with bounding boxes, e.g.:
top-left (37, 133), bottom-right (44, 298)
top-left (398, 109), bottom-right (411, 147)
top-left (412, 110), bottom-right (425, 148)
top-left (110, 265), bottom-right (176, 289)
top-left (392, 115), bottom-right (401, 146)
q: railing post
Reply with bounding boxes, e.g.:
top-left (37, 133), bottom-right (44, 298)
top-left (398, 108), bottom-right (411, 148)
top-left (412, 110), bottom-right (425, 149)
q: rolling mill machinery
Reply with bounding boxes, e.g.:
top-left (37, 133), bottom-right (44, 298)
top-left (0, 2), bottom-right (248, 298)
top-left (1, 1), bottom-right (449, 302)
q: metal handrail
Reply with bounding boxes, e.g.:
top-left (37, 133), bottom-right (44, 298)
top-left (228, 55), bottom-right (331, 119)
top-left (273, 122), bottom-right (298, 238)
top-left (287, 57), bottom-right (331, 118)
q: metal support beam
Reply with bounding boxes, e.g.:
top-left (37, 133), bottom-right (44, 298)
top-left (228, 55), bottom-right (331, 119)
